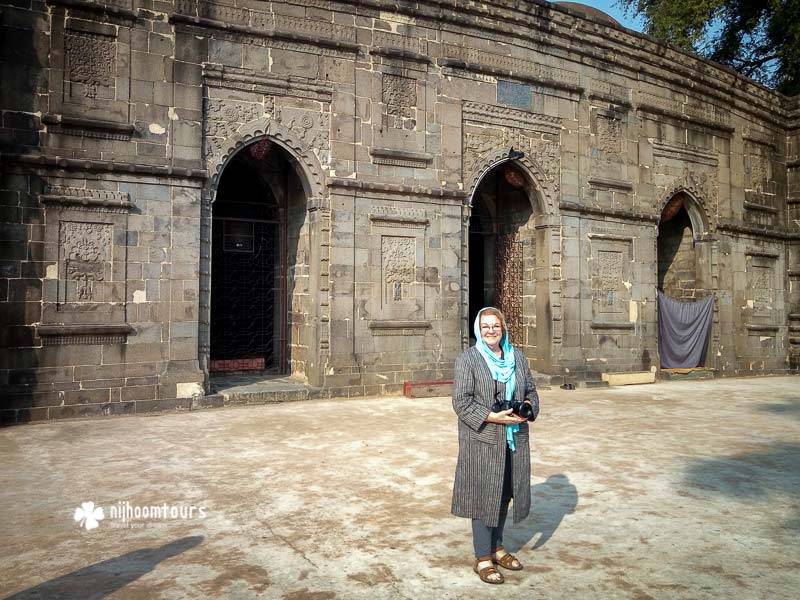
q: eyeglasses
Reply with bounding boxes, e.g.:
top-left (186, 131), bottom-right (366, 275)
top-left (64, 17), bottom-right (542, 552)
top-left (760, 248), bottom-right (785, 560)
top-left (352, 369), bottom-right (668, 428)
top-left (480, 325), bottom-right (502, 331)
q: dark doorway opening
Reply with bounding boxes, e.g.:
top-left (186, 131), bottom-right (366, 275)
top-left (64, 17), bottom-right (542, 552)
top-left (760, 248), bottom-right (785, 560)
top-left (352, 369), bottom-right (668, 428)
top-left (468, 164), bottom-right (533, 345)
top-left (658, 194), bottom-right (697, 301)
top-left (210, 141), bottom-right (290, 373)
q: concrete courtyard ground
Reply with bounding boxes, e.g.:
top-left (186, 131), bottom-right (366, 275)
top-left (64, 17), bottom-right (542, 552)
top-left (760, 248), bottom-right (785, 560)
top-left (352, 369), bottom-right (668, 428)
top-left (1, 376), bottom-right (799, 599)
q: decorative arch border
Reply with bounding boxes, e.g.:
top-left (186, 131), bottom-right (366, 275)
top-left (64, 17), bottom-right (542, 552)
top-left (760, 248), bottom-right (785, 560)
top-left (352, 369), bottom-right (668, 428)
top-left (460, 146), bottom-right (557, 352)
top-left (464, 147), bottom-right (556, 216)
top-left (205, 116), bottom-right (327, 204)
top-left (198, 118), bottom-right (329, 391)
top-left (658, 184), bottom-right (711, 237)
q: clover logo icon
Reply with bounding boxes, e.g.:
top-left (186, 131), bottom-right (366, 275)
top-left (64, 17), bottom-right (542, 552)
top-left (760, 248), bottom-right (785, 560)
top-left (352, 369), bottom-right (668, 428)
top-left (74, 501), bottom-right (104, 530)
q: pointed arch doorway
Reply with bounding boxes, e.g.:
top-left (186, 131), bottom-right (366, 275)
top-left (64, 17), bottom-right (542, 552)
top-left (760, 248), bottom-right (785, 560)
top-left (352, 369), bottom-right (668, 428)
top-left (656, 191), bottom-right (715, 369)
top-left (208, 139), bottom-right (309, 375)
top-left (468, 160), bottom-right (548, 366)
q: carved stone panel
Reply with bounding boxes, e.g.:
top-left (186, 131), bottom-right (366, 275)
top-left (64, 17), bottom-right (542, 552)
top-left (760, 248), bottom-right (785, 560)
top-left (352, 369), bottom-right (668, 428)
top-left (596, 250), bottom-right (624, 313)
top-left (41, 185), bottom-right (131, 328)
top-left (589, 234), bottom-right (634, 322)
top-left (495, 233), bottom-right (523, 345)
top-left (463, 127), bottom-right (560, 194)
top-left (382, 74), bottom-right (416, 129)
top-left (203, 96), bottom-right (264, 159)
top-left (59, 222), bottom-right (113, 304)
top-left (596, 114), bottom-right (621, 157)
top-left (382, 236), bottom-right (416, 305)
top-left (743, 140), bottom-right (777, 227)
top-left (49, 16), bottom-right (132, 123)
top-left (746, 256), bottom-right (775, 320)
top-left (274, 106), bottom-right (330, 151)
top-left (64, 31), bottom-right (116, 100)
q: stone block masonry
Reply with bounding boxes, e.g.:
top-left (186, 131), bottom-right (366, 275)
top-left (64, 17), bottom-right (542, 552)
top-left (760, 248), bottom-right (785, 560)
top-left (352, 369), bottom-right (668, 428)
top-left (0, 0), bottom-right (798, 422)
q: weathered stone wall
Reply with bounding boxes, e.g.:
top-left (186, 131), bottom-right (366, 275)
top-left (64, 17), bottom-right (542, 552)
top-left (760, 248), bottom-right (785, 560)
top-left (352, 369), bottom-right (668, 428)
top-left (659, 210), bottom-right (698, 301)
top-left (1, 0), bottom-right (798, 422)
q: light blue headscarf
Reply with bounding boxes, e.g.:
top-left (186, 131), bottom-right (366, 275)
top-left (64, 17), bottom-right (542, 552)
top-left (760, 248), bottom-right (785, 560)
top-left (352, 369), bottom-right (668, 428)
top-left (474, 307), bottom-right (519, 451)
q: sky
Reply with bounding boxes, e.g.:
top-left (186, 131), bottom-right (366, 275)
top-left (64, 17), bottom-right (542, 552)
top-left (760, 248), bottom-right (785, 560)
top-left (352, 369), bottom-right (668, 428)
top-left (574, 1), bottom-right (648, 32)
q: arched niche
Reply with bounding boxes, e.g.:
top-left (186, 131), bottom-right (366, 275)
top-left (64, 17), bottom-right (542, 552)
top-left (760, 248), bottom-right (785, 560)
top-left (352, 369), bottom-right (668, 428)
top-left (199, 133), bottom-right (326, 388)
top-left (465, 154), bottom-right (553, 372)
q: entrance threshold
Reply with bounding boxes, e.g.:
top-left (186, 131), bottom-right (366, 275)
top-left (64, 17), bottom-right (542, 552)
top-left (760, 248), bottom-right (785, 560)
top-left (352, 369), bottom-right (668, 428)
top-left (659, 367), bottom-right (717, 381)
top-left (209, 372), bottom-right (323, 405)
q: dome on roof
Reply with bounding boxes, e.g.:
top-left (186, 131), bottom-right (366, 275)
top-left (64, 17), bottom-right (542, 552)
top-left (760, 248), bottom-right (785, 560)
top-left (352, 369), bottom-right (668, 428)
top-left (550, 2), bottom-right (621, 27)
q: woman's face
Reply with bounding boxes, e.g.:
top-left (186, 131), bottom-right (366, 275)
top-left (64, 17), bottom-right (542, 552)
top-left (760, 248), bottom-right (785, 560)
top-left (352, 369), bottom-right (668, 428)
top-left (479, 313), bottom-right (504, 349)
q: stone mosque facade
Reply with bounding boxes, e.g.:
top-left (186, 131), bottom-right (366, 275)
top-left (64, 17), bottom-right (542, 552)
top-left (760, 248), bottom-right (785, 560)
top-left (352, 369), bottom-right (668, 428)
top-left (1, 0), bottom-right (798, 422)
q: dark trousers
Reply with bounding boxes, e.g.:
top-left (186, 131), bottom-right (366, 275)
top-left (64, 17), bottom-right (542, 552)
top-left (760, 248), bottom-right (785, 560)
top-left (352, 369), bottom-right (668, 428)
top-left (472, 446), bottom-right (513, 558)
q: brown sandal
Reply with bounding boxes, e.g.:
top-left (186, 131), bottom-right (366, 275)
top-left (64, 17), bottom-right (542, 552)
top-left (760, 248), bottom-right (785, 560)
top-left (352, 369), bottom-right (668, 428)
top-left (493, 545), bottom-right (523, 571)
top-left (473, 556), bottom-right (504, 584)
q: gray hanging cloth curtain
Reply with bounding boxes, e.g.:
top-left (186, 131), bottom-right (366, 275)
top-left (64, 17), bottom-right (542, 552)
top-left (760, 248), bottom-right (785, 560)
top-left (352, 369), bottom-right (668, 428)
top-left (657, 290), bottom-right (715, 368)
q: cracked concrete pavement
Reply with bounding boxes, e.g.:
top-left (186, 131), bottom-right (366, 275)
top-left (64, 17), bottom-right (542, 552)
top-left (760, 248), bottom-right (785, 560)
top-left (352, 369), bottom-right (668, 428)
top-left (1, 376), bottom-right (799, 599)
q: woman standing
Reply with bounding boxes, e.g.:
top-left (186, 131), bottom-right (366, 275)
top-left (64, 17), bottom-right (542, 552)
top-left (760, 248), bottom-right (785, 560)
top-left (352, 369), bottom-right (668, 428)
top-left (451, 307), bottom-right (539, 584)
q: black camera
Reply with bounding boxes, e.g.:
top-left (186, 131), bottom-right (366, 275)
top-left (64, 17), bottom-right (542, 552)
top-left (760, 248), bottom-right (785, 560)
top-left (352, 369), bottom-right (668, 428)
top-left (492, 398), bottom-right (537, 421)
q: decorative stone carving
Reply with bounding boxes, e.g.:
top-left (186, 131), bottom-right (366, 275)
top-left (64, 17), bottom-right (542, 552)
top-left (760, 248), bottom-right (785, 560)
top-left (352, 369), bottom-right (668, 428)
top-left (588, 234), bottom-right (633, 318)
top-left (752, 268), bottom-right (771, 311)
top-left (382, 236), bottom-right (415, 303)
top-left (443, 44), bottom-right (580, 88)
top-left (177, 0), bottom-right (356, 44)
top-left (203, 65), bottom-right (332, 103)
top-left (744, 140), bottom-right (773, 196)
top-left (65, 31), bottom-right (115, 99)
top-left (463, 129), bottom-right (560, 194)
top-left (635, 90), bottom-right (682, 117)
top-left (495, 233), bottom-right (523, 344)
top-left (60, 222), bottom-right (112, 302)
top-left (590, 80), bottom-right (629, 105)
top-left (652, 140), bottom-right (718, 167)
top-left (598, 250), bottom-right (623, 292)
top-left (748, 263), bottom-right (773, 318)
top-left (373, 31), bottom-right (424, 55)
top-left (686, 99), bottom-right (731, 128)
top-left (203, 97), bottom-right (264, 159)
top-left (659, 165), bottom-right (718, 228)
top-left (382, 74), bottom-right (416, 129)
top-left (463, 101), bottom-right (561, 135)
top-left (370, 206), bottom-right (428, 229)
top-left (40, 186), bottom-right (132, 213)
top-left (274, 107), bottom-right (329, 150)
top-left (204, 98), bottom-right (261, 138)
top-left (596, 114), bottom-right (621, 156)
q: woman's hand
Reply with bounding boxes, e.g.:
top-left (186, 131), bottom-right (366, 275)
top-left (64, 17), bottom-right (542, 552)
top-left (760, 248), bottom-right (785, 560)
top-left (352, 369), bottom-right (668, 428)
top-left (486, 408), bottom-right (526, 424)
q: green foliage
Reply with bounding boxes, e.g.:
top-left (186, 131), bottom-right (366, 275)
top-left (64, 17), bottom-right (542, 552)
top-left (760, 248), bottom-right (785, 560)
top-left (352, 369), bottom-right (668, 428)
top-left (617, 0), bottom-right (800, 95)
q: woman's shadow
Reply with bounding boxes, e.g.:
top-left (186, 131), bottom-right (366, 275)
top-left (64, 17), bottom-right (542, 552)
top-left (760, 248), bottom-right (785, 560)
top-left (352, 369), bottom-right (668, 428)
top-left (504, 474), bottom-right (578, 552)
top-left (4, 536), bottom-right (203, 600)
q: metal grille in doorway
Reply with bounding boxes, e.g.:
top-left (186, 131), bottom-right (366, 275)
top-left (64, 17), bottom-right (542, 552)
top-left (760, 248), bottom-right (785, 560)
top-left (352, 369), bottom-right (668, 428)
top-left (210, 219), bottom-right (278, 370)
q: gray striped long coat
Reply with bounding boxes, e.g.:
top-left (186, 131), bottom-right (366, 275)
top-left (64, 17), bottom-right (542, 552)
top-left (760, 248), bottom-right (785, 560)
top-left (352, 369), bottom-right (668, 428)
top-left (451, 346), bottom-right (539, 527)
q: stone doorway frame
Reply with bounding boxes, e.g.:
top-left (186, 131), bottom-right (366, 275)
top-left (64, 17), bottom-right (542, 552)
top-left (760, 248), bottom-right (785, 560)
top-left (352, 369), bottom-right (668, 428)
top-left (199, 120), bottom-right (330, 392)
top-left (655, 187), bottom-right (718, 368)
top-left (462, 148), bottom-right (556, 371)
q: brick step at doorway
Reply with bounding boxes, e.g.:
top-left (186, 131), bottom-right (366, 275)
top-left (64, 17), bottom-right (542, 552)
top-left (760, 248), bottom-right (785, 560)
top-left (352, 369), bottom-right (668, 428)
top-left (659, 368), bottom-right (717, 381)
top-left (209, 373), bottom-right (324, 405)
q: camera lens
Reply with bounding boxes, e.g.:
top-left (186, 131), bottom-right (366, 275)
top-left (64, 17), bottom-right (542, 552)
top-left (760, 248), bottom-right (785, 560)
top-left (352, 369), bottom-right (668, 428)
top-left (517, 402), bottom-right (533, 420)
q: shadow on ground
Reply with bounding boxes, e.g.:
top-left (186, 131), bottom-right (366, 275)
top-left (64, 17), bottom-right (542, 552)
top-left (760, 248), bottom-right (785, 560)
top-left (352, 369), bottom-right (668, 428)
top-left (4, 536), bottom-right (203, 600)
top-left (684, 443), bottom-right (800, 531)
top-left (757, 397), bottom-right (800, 420)
top-left (504, 474), bottom-right (578, 552)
